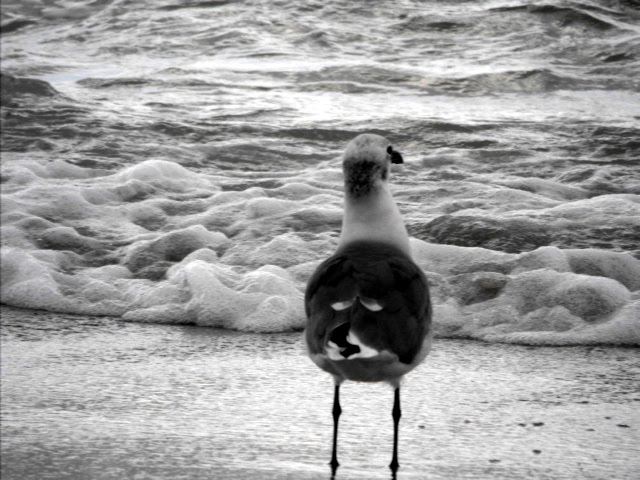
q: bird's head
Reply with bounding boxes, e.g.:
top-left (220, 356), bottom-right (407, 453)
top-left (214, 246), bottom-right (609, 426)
top-left (342, 134), bottom-right (403, 198)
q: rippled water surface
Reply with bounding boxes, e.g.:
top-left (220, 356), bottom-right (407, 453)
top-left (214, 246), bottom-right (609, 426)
top-left (2, 0), bottom-right (639, 344)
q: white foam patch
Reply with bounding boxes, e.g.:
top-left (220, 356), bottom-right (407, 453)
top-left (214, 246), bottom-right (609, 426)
top-left (482, 301), bottom-right (640, 345)
top-left (221, 233), bottom-right (335, 268)
top-left (411, 239), bottom-right (640, 346)
top-left (0, 248), bottom-right (128, 316)
top-left (40, 226), bottom-right (103, 251)
top-left (123, 260), bottom-right (304, 332)
top-left (565, 249), bottom-right (640, 291)
top-left (1, 225), bottom-right (35, 249)
top-left (411, 240), bottom-right (511, 276)
top-left (1, 158), bottom-right (638, 345)
top-left (121, 225), bottom-right (229, 272)
top-left (14, 186), bottom-right (99, 220)
top-left (221, 193), bottom-right (342, 241)
top-left (127, 203), bottom-right (168, 229)
top-left (110, 160), bottom-right (215, 192)
top-left (245, 197), bottom-right (299, 219)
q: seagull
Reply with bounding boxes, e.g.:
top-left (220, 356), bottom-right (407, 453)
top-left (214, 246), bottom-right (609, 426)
top-left (304, 133), bottom-right (432, 477)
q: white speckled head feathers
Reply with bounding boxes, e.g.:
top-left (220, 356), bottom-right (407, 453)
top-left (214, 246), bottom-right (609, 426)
top-left (343, 133), bottom-right (393, 167)
top-left (338, 133), bottom-right (410, 254)
top-left (342, 134), bottom-right (402, 197)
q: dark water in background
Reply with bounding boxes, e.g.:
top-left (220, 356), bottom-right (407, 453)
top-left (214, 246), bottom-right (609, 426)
top-left (1, 0), bottom-right (640, 344)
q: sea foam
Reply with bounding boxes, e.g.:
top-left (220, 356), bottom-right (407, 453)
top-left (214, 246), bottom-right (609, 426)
top-left (1, 159), bottom-right (638, 346)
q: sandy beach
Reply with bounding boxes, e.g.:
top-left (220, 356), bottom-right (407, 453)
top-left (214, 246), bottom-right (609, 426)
top-left (1, 306), bottom-right (638, 480)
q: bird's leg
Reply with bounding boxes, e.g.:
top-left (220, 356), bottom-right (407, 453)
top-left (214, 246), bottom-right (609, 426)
top-left (330, 383), bottom-right (341, 476)
top-left (389, 387), bottom-right (401, 476)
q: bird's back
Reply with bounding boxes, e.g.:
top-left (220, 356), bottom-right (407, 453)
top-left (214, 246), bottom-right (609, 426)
top-left (305, 240), bottom-right (432, 383)
top-left (305, 135), bottom-right (430, 473)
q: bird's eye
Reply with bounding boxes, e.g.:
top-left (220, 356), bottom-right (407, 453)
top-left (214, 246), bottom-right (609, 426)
top-left (387, 145), bottom-right (403, 164)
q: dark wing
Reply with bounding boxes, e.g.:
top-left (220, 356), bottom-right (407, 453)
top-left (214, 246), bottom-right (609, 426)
top-left (304, 253), bottom-right (357, 356)
top-left (305, 244), bottom-right (431, 364)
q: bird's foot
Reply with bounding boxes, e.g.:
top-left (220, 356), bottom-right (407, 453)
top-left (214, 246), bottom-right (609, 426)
top-left (389, 458), bottom-right (399, 478)
top-left (329, 457), bottom-right (339, 478)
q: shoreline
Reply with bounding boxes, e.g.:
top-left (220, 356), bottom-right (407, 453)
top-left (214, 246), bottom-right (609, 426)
top-left (1, 306), bottom-right (639, 479)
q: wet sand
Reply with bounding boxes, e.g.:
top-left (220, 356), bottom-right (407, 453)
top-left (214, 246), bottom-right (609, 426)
top-left (1, 306), bottom-right (638, 480)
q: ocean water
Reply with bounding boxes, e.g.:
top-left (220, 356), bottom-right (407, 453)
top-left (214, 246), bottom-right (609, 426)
top-left (1, 0), bottom-right (640, 345)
